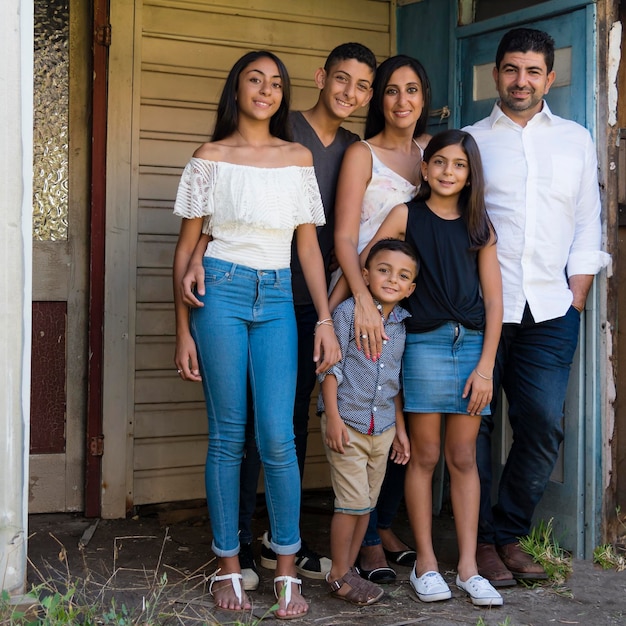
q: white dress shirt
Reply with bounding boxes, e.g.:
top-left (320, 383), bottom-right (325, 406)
top-left (465, 102), bottom-right (610, 323)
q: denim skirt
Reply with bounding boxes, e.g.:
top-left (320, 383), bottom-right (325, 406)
top-left (402, 321), bottom-right (489, 415)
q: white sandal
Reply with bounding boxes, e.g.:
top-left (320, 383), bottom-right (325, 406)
top-left (209, 568), bottom-right (244, 608)
top-left (273, 575), bottom-right (308, 620)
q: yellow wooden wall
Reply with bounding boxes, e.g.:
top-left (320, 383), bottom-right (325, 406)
top-left (132, 0), bottom-right (393, 505)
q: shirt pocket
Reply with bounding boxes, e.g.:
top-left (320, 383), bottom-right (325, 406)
top-left (549, 155), bottom-right (583, 205)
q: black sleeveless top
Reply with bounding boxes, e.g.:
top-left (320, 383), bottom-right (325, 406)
top-left (403, 200), bottom-right (485, 333)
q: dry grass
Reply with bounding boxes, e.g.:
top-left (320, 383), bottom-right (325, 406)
top-left (1, 529), bottom-right (274, 626)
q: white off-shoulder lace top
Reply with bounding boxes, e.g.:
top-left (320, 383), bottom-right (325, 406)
top-left (173, 158), bottom-right (325, 270)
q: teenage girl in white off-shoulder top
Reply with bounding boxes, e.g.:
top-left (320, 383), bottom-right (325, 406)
top-left (172, 50), bottom-right (340, 619)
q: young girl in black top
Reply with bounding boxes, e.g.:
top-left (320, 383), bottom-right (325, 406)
top-left (360, 129), bottom-right (503, 606)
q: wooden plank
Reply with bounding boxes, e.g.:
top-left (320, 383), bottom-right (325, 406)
top-left (141, 70), bottom-right (223, 105)
top-left (136, 337), bottom-right (176, 370)
top-left (145, 0), bottom-right (389, 28)
top-left (136, 304), bottom-right (175, 336)
top-left (138, 203), bottom-right (181, 236)
top-left (136, 270), bottom-right (171, 303)
top-left (134, 466), bottom-right (206, 504)
top-left (134, 435), bottom-right (207, 471)
top-left (137, 235), bottom-right (176, 269)
top-left (142, 37), bottom-right (327, 81)
top-left (139, 170), bottom-right (184, 200)
top-left (32, 242), bottom-right (71, 300)
top-left (134, 403), bottom-right (207, 438)
top-left (135, 371), bottom-right (205, 403)
top-left (140, 103), bottom-right (214, 136)
top-left (102, 0), bottom-right (138, 519)
top-left (29, 454), bottom-right (67, 513)
top-left (144, 5), bottom-right (389, 54)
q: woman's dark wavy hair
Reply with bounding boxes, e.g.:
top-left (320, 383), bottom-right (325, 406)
top-left (364, 55), bottom-right (431, 140)
top-left (415, 129), bottom-right (495, 250)
top-left (212, 51), bottom-right (292, 142)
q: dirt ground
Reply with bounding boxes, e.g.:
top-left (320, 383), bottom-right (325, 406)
top-left (25, 490), bottom-right (626, 626)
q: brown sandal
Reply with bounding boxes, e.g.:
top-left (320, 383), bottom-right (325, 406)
top-left (326, 567), bottom-right (384, 605)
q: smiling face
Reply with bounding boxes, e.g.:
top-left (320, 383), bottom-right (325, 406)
top-left (422, 143), bottom-right (470, 199)
top-left (236, 56), bottom-right (284, 121)
top-left (363, 248), bottom-right (417, 309)
top-left (317, 58), bottom-right (374, 120)
top-left (493, 50), bottom-right (556, 125)
top-left (381, 65), bottom-right (424, 131)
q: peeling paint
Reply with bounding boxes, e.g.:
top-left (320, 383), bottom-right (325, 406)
top-left (608, 21), bottom-right (622, 127)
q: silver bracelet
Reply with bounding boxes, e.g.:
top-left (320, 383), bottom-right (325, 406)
top-left (315, 318), bottom-right (333, 327)
top-left (475, 368), bottom-right (493, 381)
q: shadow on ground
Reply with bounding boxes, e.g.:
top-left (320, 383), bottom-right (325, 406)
top-left (25, 490), bottom-right (626, 625)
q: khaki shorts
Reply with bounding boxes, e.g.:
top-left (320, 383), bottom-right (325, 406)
top-left (320, 412), bottom-right (396, 515)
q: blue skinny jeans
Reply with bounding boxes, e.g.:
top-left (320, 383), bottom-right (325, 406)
top-left (238, 302), bottom-right (318, 544)
top-left (190, 258), bottom-right (301, 557)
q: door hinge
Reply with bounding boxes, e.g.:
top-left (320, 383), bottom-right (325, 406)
top-left (89, 435), bottom-right (105, 457)
top-left (95, 24), bottom-right (112, 47)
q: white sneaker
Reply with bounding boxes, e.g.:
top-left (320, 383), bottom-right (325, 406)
top-left (456, 574), bottom-right (503, 606)
top-left (410, 568), bottom-right (451, 602)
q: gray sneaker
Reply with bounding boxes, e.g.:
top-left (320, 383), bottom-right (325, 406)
top-left (239, 542), bottom-right (259, 591)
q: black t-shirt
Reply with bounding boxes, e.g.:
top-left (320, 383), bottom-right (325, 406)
top-left (403, 200), bottom-right (485, 333)
top-left (289, 110), bottom-right (359, 305)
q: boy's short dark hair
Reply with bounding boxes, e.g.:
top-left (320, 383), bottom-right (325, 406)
top-left (495, 27), bottom-right (555, 72)
top-left (365, 239), bottom-right (419, 278)
top-left (324, 42), bottom-right (377, 74)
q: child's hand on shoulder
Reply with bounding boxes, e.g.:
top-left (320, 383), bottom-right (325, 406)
top-left (390, 430), bottom-right (410, 465)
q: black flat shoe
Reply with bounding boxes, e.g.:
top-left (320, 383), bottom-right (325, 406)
top-left (355, 561), bottom-right (397, 584)
top-left (383, 546), bottom-right (417, 566)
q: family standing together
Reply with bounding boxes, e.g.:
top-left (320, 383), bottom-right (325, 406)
top-left (172, 27), bottom-right (609, 618)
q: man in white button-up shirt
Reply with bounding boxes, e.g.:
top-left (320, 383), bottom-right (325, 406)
top-left (465, 27), bottom-right (610, 588)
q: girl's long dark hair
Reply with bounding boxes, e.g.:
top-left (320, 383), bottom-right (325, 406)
top-left (212, 51), bottom-right (292, 142)
top-left (364, 55), bottom-right (431, 140)
top-left (415, 129), bottom-right (494, 249)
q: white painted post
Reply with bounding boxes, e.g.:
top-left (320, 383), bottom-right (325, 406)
top-left (0, 0), bottom-right (33, 596)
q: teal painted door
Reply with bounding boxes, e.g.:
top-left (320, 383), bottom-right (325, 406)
top-left (457, 7), bottom-right (594, 557)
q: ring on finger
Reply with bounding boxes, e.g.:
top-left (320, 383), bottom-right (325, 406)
top-left (361, 333), bottom-right (368, 339)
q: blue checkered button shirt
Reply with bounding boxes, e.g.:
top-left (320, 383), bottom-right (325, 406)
top-left (317, 297), bottom-right (410, 435)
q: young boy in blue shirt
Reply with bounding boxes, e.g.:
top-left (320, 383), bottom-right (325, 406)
top-left (319, 239), bottom-right (417, 604)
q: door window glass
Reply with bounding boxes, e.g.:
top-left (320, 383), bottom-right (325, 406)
top-left (33, 0), bottom-right (69, 241)
top-left (475, 0), bottom-right (549, 21)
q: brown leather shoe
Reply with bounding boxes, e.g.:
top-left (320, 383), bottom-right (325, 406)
top-left (497, 542), bottom-right (548, 580)
top-left (476, 543), bottom-right (517, 587)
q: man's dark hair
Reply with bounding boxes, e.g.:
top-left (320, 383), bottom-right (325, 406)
top-left (496, 27), bottom-right (555, 72)
top-left (324, 42), bottom-right (377, 74)
top-left (365, 238), bottom-right (419, 278)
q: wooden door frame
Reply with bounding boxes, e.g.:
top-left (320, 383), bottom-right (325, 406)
top-left (85, 0), bottom-right (111, 517)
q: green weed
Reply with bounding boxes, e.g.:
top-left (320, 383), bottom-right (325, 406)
top-left (518, 518), bottom-right (573, 584)
top-left (593, 543), bottom-right (626, 572)
top-left (476, 616), bottom-right (512, 626)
